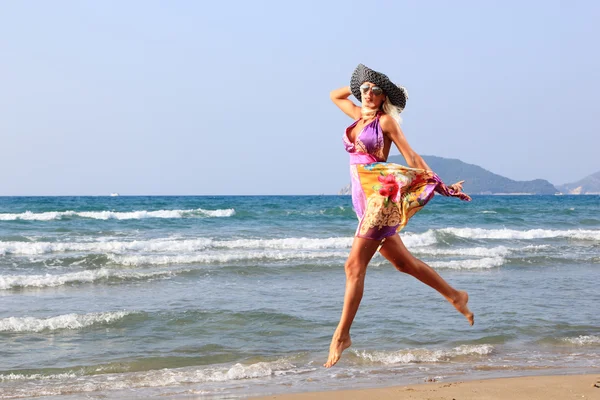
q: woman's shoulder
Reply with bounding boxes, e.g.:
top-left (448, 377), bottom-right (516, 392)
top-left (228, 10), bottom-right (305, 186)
top-left (378, 113), bottom-right (402, 138)
top-left (378, 113), bottom-right (396, 127)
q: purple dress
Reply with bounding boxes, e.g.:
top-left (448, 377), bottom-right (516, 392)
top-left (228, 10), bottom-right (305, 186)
top-left (343, 113), bottom-right (471, 240)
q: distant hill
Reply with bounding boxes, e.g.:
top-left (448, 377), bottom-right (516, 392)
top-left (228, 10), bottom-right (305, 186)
top-left (338, 155), bottom-right (558, 195)
top-left (556, 171), bottom-right (600, 194)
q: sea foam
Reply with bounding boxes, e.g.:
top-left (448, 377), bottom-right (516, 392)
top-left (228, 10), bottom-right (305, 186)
top-left (0, 269), bottom-right (179, 290)
top-left (438, 227), bottom-right (600, 241)
top-left (353, 344), bottom-right (494, 364)
top-left (0, 235), bottom-right (438, 256)
top-left (411, 246), bottom-right (510, 258)
top-left (107, 250), bottom-right (350, 266)
top-left (0, 238), bottom-right (214, 256)
top-left (429, 257), bottom-right (505, 270)
top-left (0, 359), bottom-right (299, 398)
top-left (0, 372), bottom-right (78, 382)
top-left (0, 208), bottom-right (235, 221)
top-left (0, 311), bottom-right (134, 332)
top-left (561, 335), bottom-right (600, 346)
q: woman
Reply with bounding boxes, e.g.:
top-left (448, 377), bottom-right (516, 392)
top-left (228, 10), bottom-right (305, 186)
top-left (325, 64), bottom-right (474, 368)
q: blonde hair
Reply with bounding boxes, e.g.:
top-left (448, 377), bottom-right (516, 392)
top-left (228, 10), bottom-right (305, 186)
top-left (382, 97), bottom-right (402, 125)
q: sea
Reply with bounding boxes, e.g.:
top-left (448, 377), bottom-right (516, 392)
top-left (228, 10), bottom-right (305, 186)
top-left (0, 195), bottom-right (598, 399)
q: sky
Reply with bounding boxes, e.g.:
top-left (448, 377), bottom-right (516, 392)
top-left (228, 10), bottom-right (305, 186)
top-left (1, 1), bottom-right (599, 195)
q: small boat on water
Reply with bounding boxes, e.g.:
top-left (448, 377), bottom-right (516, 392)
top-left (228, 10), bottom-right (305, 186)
top-left (109, 193), bottom-right (120, 197)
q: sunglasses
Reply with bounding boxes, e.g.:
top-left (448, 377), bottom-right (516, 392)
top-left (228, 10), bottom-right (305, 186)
top-left (360, 84), bottom-right (384, 96)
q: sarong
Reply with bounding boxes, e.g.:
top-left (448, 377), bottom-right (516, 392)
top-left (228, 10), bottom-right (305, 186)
top-left (350, 162), bottom-right (471, 240)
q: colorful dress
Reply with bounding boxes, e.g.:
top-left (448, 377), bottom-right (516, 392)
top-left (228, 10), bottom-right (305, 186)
top-left (343, 113), bottom-right (471, 241)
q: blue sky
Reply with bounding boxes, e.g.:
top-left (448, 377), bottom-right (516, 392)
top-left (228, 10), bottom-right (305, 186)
top-left (1, 1), bottom-right (598, 195)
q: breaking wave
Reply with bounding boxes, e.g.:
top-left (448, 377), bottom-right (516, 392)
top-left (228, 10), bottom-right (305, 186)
top-left (437, 227), bottom-right (600, 241)
top-left (0, 269), bottom-right (180, 290)
top-left (429, 256), bottom-right (506, 270)
top-left (561, 335), bottom-right (600, 346)
top-left (0, 208), bottom-right (235, 221)
top-left (0, 234), bottom-right (438, 256)
top-left (5, 227), bottom-right (594, 258)
top-left (0, 237), bottom-right (350, 256)
top-left (106, 251), bottom-right (350, 266)
top-left (353, 344), bottom-right (494, 364)
top-left (0, 311), bottom-right (135, 333)
top-left (0, 359), bottom-right (301, 398)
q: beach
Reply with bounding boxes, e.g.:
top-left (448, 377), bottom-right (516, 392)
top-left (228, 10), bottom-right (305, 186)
top-left (0, 195), bottom-right (598, 398)
top-left (252, 374), bottom-right (600, 399)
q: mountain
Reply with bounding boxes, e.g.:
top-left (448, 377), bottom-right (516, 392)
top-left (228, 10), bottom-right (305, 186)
top-left (338, 155), bottom-right (559, 195)
top-left (556, 171), bottom-right (600, 194)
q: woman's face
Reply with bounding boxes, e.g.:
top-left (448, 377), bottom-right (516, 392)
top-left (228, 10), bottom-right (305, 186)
top-left (360, 82), bottom-right (386, 109)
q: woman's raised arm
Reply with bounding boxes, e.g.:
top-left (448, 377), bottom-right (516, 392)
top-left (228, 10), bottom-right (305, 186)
top-left (330, 86), bottom-right (361, 120)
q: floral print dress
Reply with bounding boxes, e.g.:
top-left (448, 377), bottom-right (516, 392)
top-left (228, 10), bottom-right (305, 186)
top-left (343, 113), bottom-right (471, 241)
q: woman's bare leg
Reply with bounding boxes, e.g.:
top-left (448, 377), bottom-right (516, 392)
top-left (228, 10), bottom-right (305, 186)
top-left (324, 237), bottom-right (381, 368)
top-left (379, 234), bottom-right (474, 325)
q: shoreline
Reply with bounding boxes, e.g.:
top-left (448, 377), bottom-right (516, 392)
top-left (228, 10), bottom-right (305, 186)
top-left (250, 374), bottom-right (599, 400)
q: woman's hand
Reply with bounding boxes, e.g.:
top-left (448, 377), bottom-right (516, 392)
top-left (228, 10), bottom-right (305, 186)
top-left (330, 86), bottom-right (361, 119)
top-left (449, 180), bottom-right (465, 193)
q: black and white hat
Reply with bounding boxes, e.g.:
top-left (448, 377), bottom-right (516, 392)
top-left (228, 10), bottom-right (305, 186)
top-left (350, 64), bottom-right (408, 112)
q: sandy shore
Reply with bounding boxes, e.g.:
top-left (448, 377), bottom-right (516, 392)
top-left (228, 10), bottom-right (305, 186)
top-left (250, 374), bottom-right (599, 400)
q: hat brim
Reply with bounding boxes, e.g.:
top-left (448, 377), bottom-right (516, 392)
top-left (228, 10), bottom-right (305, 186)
top-left (350, 64), bottom-right (408, 111)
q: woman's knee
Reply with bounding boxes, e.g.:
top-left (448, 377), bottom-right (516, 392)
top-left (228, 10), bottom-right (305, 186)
top-left (387, 255), bottom-right (417, 274)
top-left (344, 259), bottom-right (367, 281)
top-left (392, 261), bottom-right (407, 273)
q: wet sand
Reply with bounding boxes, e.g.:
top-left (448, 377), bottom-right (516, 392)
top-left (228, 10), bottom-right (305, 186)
top-left (250, 374), bottom-right (599, 400)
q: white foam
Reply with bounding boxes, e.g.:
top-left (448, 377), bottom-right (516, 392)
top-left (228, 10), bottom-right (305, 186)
top-left (0, 208), bottom-right (235, 221)
top-left (561, 335), bottom-right (600, 345)
top-left (0, 233), bottom-right (443, 257)
top-left (0, 237), bottom-right (516, 271)
top-left (402, 230), bottom-right (439, 247)
top-left (429, 256), bottom-right (505, 270)
top-left (0, 372), bottom-right (78, 381)
top-left (438, 227), bottom-right (600, 241)
top-left (521, 244), bottom-right (551, 251)
top-left (354, 344), bottom-right (494, 364)
top-left (0, 359), bottom-right (298, 397)
top-left (0, 311), bottom-right (134, 332)
top-left (0, 269), bottom-right (178, 290)
top-left (222, 361), bottom-right (295, 381)
top-left (220, 237), bottom-right (353, 250)
top-left (412, 246), bottom-right (511, 258)
top-left (0, 238), bottom-right (213, 256)
top-left (0, 237), bottom-right (353, 256)
top-left (107, 250), bottom-right (349, 266)
top-left (479, 210), bottom-right (498, 214)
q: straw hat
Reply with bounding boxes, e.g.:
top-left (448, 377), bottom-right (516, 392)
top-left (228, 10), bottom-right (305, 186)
top-left (350, 64), bottom-right (408, 112)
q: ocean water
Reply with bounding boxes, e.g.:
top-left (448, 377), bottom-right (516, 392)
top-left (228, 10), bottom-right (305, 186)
top-left (0, 195), bottom-right (598, 399)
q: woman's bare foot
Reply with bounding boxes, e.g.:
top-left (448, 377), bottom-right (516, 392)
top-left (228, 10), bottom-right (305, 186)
top-left (324, 333), bottom-right (352, 368)
top-left (452, 290), bottom-right (474, 325)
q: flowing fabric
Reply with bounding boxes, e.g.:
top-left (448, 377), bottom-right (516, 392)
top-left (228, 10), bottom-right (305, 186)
top-left (343, 114), bottom-right (471, 241)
